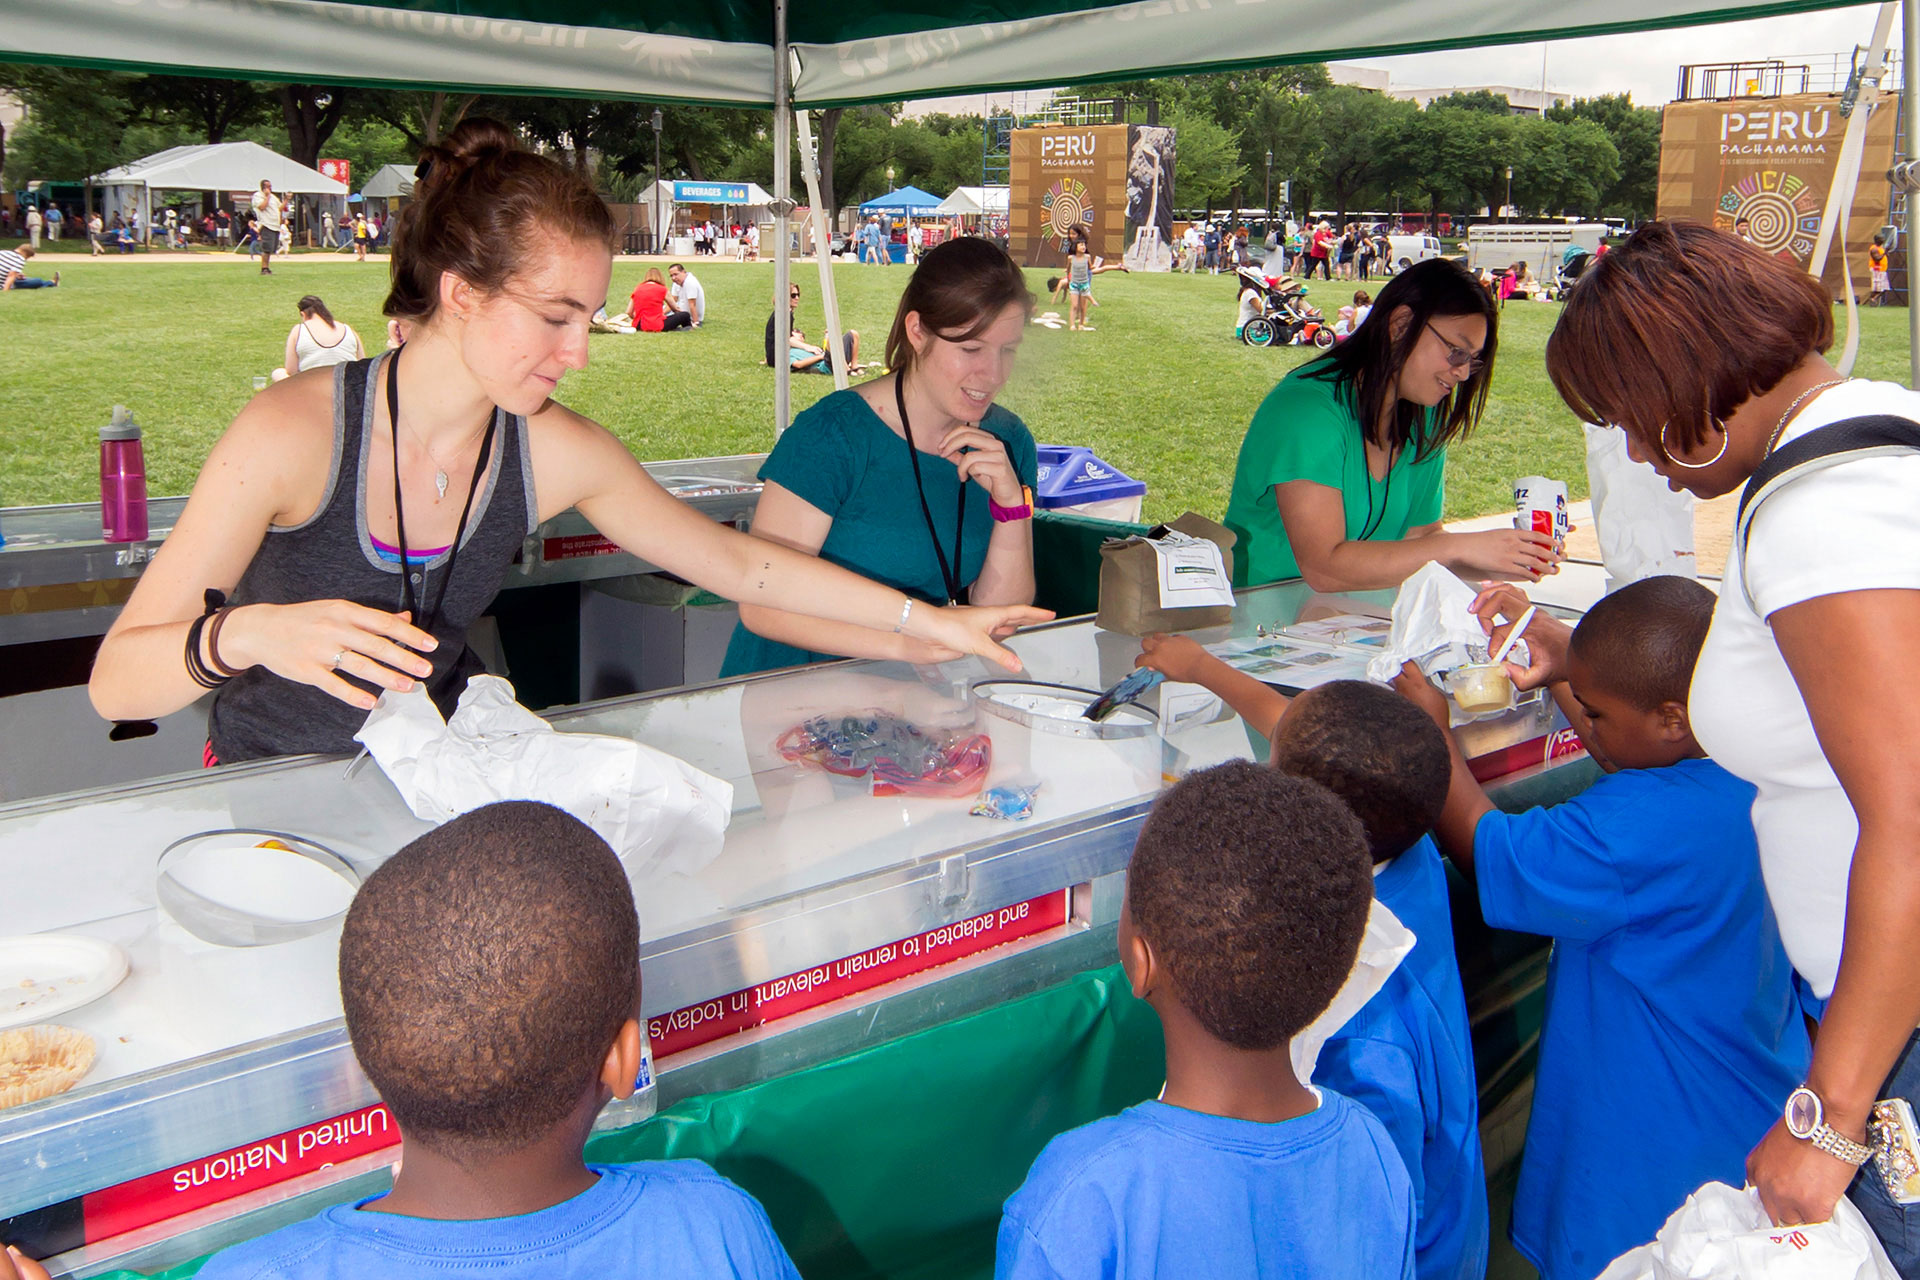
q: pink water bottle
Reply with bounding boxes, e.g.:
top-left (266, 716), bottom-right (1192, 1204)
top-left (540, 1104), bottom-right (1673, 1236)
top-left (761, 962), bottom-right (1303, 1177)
top-left (101, 405), bottom-right (149, 543)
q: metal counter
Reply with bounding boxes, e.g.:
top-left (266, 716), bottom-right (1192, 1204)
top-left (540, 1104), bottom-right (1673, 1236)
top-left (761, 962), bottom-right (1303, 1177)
top-left (0, 455), bottom-right (767, 648)
top-left (0, 583), bottom-right (1591, 1276)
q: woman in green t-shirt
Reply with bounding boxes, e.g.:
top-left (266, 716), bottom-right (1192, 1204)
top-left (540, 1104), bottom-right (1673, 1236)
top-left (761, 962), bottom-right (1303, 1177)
top-left (721, 238), bottom-right (1048, 676)
top-left (1223, 258), bottom-right (1559, 589)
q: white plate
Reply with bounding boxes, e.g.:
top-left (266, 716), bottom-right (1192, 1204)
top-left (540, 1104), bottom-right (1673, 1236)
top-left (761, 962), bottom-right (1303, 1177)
top-left (0, 935), bottom-right (130, 1030)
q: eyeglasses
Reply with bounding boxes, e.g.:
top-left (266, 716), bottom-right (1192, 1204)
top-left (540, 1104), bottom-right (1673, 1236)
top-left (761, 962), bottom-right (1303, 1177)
top-left (789, 291), bottom-right (801, 300)
top-left (1425, 322), bottom-right (1486, 375)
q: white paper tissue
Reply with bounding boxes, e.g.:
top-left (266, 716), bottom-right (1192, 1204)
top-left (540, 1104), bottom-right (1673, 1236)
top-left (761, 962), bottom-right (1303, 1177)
top-left (354, 676), bottom-right (732, 876)
top-left (1294, 896), bottom-right (1416, 1082)
top-left (1365, 562), bottom-right (1496, 683)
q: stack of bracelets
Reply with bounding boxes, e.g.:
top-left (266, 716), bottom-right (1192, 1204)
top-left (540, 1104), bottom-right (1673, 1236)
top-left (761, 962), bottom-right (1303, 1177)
top-left (184, 588), bottom-right (241, 689)
top-left (776, 713), bottom-right (991, 798)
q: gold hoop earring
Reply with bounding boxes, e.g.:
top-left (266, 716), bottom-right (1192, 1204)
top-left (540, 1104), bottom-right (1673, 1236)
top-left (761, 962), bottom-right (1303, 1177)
top-left (1659, 418), bottom-right (1729, 470)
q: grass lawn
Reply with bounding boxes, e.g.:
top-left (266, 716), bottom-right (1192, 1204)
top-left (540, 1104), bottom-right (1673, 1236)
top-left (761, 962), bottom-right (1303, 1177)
top-left (2, 247), bottom-right (1913, 523)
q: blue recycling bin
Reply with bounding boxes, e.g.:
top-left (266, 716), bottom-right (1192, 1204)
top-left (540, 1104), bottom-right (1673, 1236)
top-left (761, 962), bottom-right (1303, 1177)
top-left (1034, 446), bottom-right (1146, 522)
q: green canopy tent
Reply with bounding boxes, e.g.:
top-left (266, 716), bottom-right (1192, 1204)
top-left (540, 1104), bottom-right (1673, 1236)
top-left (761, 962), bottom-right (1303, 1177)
top-left (2, 0), bottom-right (1913, 407)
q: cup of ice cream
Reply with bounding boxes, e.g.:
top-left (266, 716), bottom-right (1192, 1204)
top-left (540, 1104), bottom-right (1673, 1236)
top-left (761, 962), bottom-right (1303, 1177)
top-left (1445, 662), bottom-right (1515, 714)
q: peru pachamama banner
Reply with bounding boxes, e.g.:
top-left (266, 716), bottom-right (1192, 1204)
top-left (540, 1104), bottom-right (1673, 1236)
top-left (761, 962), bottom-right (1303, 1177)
top-left (1657, 92), bottom-right (1898, 298)
top-left (1010, 124), bottom-right (1131, 269)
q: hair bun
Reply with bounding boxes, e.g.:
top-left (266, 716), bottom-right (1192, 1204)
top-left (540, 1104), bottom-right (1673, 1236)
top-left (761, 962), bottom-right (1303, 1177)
top-left (414, 118), bottom-right (519, 191)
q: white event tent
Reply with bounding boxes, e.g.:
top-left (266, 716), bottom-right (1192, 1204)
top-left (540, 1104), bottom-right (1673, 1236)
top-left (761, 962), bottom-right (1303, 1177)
top-left (91, 141), bottom-right (348, 242)
top-left (933, 186), bottom-right (1009, 219)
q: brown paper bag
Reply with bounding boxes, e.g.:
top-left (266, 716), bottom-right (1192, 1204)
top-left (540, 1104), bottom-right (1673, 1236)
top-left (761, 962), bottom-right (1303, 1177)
top-left (1096, 512), bottom-right (1238, 636)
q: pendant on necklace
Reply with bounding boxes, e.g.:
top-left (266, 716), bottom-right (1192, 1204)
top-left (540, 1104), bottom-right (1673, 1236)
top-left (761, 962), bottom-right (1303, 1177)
top-left (433, 470), bottom-right (449, 500)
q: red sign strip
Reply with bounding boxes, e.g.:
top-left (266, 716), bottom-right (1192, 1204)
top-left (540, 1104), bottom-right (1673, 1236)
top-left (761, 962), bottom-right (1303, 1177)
top-left (541, 533), bottom-right (622, 561)
top-left (82, 1103), bottom-right (400, 1245)
top-left (648, 891), bottom-right (1071, 1059)
top-left (1467, 727), bottom-right (1588, 784)
top-left (65, 890), bottom-right (1071, 1247)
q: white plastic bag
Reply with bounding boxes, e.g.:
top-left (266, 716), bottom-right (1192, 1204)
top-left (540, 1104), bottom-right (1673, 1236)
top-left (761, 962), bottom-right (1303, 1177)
top-left (355, 676), bottom-right (732, 876)
top-left (1584, 423), bottom-right (1696, 591)
top-left (1597, 1182), bottom-right (1898, 1280)
top-left (1365, 562), bottom-right (1489, 683)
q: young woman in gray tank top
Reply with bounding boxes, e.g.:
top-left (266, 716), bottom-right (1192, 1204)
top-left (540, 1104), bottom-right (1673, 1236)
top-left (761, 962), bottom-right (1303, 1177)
top-left (90, 119), bottom-right (1050, 763)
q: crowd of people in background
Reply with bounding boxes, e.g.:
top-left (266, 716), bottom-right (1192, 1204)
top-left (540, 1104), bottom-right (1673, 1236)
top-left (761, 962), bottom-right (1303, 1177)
top-left (3, 196), bottom-right (390, 257)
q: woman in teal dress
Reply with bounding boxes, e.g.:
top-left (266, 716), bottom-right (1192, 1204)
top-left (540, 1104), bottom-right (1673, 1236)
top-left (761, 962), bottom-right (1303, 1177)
top-left (722, 239), bottom-right (1046, 676)
top-left (1222, 258), bottom-right (1559, 590)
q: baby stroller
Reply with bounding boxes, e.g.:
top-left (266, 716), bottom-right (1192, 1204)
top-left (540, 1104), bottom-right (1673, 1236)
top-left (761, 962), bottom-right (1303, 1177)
top-left (1240, 270), bottom-right (1335, 349)
top-left (1551, 246), bottom-right (1593, 300)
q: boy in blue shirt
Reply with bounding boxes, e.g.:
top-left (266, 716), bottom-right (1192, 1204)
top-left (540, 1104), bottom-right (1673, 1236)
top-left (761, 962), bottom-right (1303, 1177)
top-left (1137, 639), bottom-right (1489, 1280)
top-left (996, 761), bottom-right (1416, 1280)
top-left (1393, 576), bottom-right (1812, 1280)
top-left (1272, 682), bottom-right (1489, 1280)
top-left (192, 801), bottom-right (800, 1280)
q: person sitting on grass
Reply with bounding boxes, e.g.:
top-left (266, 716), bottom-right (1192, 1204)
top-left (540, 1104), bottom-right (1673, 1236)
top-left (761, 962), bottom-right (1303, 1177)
top-left (183, 800), bottom-right (804, 1280)
top-left (1135, 638), bottom-right (1488, 1280)
top-left (624, 267), bottom-right (669, 333)
top-left (0, 245), bottom-right (59, 290)
top-left (996, 761), bottom-right (1415, 1280)
top-left (767, 281), bottom-right (859, 372)
top-left (1389, 577), bottom-right (1811, 1280)
top-left (789, 328), bottom-right (861, 375)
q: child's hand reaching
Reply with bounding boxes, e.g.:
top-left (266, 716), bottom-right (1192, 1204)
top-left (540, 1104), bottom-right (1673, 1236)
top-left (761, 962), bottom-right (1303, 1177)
top-left (1390, 661), bottom-right (1452, 730)
top-left (4, 1245), bottom-right (52, 1280)
top-left (1135, 633), bottom-right (1213, 684)
top-left (1471, 584), bottom-right (1574, 690)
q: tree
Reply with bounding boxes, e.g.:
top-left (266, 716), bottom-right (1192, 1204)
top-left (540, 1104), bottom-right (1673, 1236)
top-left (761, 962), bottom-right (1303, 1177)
top-left (1511, 116), bottom-right (1620, 217)
top-left (128, 76), bottom-right (271, 144)
top-left (360, 89), bottom-right (478, 152)
top-left (1307, 87), bottom-right (1417, 224)
top-left (0, 65), bottom-right (141, 219)
top-left (1162, 103), bottom-right (1244, 210)
top-left (1548, 93), bottom-right (1660, 220)
top-left (1427, 89), bottom-right (1513, 116)
top-left (277, 85), bottom-right (349, 170)
top-left (1383, 106), bottom-right (1478, 230)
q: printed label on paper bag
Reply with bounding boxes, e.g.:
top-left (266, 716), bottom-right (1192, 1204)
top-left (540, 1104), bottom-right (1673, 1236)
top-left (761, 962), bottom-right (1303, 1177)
top-left (1152, 533), bottom-right (1235, 609)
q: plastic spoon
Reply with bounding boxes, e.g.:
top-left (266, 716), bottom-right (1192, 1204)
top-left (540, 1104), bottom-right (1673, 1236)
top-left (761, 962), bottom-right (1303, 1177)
top-left (1490, 605), bottom-right (1537, 666)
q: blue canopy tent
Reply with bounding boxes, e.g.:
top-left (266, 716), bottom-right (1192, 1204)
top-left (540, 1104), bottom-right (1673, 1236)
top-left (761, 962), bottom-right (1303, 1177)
top-left (855, 186), bottom-right (940, 261)
top-left (858, 185), bottom-right (941, 216)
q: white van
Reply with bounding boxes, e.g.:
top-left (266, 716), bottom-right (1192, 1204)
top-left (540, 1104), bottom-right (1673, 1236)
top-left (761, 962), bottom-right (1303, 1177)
top-left (1385, 234), bottom-right (1443, 272)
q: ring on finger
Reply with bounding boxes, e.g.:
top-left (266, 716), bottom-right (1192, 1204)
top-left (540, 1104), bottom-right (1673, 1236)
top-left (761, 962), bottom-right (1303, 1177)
top-left (331, 648), bottom-right (347, 669)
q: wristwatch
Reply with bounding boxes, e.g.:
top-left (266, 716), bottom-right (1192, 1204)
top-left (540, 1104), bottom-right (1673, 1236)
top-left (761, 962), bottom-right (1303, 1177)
top-left (1785, 1085), bottom-right (1874, 1166)
top-left (991, 486), bottom-right (1034, 523)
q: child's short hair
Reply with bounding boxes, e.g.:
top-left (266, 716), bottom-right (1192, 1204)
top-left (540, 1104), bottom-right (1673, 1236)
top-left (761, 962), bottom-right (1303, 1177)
top-left (1128, 761), bottom-right (1372, 1050)
top-left (1270, 680), bottom-right (1451, 863)
top-left (1046, 276), bottom-right (1060, 292)
top-left (1874, 233), bottom-right (1887, 246)
top-left (1568, 575), bottom-right (1717, 711)
top-left (339, 801), bottom-right (640, 1151)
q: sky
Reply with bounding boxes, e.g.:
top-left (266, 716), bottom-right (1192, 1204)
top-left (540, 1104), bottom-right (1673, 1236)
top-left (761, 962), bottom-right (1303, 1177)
top-left (1354, 3), bottom-right (1894, 105)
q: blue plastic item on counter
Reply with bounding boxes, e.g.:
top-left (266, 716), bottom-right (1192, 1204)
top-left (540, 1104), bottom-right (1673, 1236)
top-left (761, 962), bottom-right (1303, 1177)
top-left (1033, 446), bottom-right (1146, 510)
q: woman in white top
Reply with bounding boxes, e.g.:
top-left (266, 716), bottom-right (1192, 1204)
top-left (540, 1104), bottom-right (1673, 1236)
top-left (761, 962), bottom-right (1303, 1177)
top-left (275, 295), bottom-right (364, 381)
top-left (1545, 220), bottom-right (1920, 1268)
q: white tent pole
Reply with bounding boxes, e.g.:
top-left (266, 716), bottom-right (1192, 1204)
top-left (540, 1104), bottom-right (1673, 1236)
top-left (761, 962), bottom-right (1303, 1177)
top-left (795, 104), bottom-right (850, 387)
top-left (1808, 1), bottom-right (1895, 278)
top-left (1907, 0), bottom-right (1919, 386)
top-left (772, 0), bottom-right (793, 434)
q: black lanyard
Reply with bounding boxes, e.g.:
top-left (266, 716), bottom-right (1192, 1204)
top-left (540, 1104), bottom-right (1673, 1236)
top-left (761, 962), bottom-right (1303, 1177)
top-left (895, 373), bottom-right (966, 606)
top-left (385, 346), bottom-right (496, 637)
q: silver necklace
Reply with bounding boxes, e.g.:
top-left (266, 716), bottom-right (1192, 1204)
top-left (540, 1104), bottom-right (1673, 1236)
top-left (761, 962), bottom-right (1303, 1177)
top-left (1766, 377), bottom-right (1851, 457)
top-left (406, 419), bottom-right (487, 500)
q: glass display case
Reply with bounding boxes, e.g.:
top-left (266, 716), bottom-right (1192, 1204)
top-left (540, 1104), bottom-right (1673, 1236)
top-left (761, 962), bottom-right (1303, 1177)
top-left (0, 583), bottom-right (1592, 1276)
